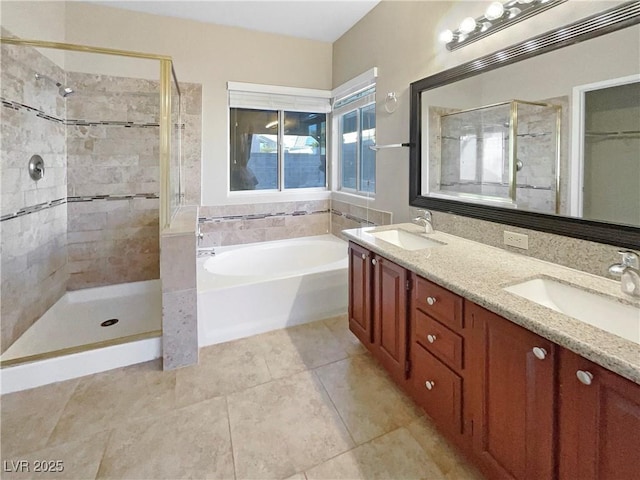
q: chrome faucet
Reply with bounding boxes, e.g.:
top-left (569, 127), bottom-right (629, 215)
top-left (197, 225), bottom-right (204, 246)
top-left (608, 250), bottom-right (640, 297)
top-left (412, 209), bottom-right (434, 234)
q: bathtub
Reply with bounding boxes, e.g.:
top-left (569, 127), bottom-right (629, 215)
top-left (197, 234), bottom-right (348, 346)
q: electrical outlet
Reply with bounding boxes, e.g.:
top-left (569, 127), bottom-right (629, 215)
top-left (504, 231), bottom-right (529, 250)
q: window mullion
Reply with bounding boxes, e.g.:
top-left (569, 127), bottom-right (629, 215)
top-left (278, 110), bottom-right (284, 191)
top-left (356, 108), bottom-right (361, 192)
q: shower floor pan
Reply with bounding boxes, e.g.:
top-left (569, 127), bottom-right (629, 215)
top-left (1, 280), bottom-right (162, 394)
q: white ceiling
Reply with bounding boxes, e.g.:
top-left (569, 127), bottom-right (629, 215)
top-left (87, 1), bottom-right (381, 42)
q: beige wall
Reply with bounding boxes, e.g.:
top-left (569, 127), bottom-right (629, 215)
top-left (0, 0), bottom-right (66, 66)
top-left (1, 1), bottom-right (333, 207)
top-left (63, 2), bottom-right (333, 207)
top-left (332, 0), bottom-right (627, 223)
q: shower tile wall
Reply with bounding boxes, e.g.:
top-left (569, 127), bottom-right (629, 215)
top-left (180, 83), bottom-right (202, 206)
top-left (198, 200), bottom-right (330, 247)
top-left (64, 73), bottom-right (161, 290)
top-left (63, 75), bottom-right (201, 290)
top-left (0, 41), bottom-right (69, 352)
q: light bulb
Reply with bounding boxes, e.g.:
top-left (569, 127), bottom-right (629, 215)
top-left (508, 7), bottom-right (522, 19)
top-left (459, 17), bottom-right (477, 34)
top-left (517, 0), bottom-right (535, 4)
top-left (485, 2), bottom-right (505, 20)
top-left (439, 29), bottom-right (454, 43)
top-left (479, 21), bottom-right (492, 33)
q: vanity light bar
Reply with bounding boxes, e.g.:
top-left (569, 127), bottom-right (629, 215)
top-left (442, 0), bottom-right (568, 51)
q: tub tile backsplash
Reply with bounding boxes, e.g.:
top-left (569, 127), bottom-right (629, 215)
top-left (330, 199), bottom-right (392, 239)
top-left (198, 200), bottom-right (330, 247)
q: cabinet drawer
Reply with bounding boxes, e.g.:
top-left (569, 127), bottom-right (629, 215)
top-left (412, 343), bottom-right (462, 434)
top-left (414, 276), bottom-right (463, 329)
top-left (414, 310), bottom-right (463, 370)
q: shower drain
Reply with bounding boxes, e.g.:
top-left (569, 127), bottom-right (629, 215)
top-left (101, 319), bottom-right (119, 327)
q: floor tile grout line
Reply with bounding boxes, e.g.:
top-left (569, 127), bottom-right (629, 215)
top-left (311, 369), bottom-right (358, 447)
top-left (224, 395), bottom-right (238, 480)
top-left (42, 379), bottom-right (83, 450)
top-left (93, 428), bottom-right (115, 479)
top-left (300, 424), bottom-right (416, 476)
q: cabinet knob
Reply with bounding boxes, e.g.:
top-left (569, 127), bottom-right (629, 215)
top-left (425, 381), bottom-right (435, 390)
top-left (371, 258), bottom-right (377, 266)
top-left (361, 253), bottom-right (366, 260)
top-left (576, 370), bottom-right (594, 385)
top-left (532, 347), bottom-right (547, 360)
top-left (426, 296), bottom-right (437, 306)
top-left (427, 334), bottom-right (437, 344)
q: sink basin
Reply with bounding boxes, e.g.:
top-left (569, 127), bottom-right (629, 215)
top-left (370, 229), bottom-right (444, 250)
top-left (504, 277), bottom-right (640, 344)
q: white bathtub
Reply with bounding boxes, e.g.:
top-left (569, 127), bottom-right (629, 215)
top-left (197, 234), bottom-right (348, 347)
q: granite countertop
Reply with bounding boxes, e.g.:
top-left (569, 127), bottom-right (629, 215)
top-left (343, 223), bottom-right (640, 384)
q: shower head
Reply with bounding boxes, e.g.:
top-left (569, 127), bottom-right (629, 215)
top-left (58, 84), bottom-right (74, 98)
top-left (34, 73), bottom-right (74, 98)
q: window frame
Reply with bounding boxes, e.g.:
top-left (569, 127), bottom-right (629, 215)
top-left (227, 82), bottom-right (331, 196)
top-left (333, 89), bottom-right (377, 196)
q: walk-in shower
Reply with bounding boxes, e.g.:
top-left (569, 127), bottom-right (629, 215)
top-left (0, 35), bottom-right (183, 392)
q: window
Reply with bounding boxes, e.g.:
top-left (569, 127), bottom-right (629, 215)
top-left (333, 75), bottom-right (376, 194)
top-left (228, 83), bottom-right (330, 192)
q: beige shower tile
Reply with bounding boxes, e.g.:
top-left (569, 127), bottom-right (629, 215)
top-left (0, 379), bottom-right (79, 457)
top-left (48, 360), bottom-right (176, 446)
top-left (97, 397), bottom-right (233, 480)
top-left (228, 371), bottom-right (353, 480)
top-left (322, 314), bottom-right (367, 357)
top-left (406, 416), bottom-right (483, 479)
top-left (162, 288), bottom-right (198, 370)
top-left (175, 336), bottom-right (272, 407)
top-left (305, 427), bottom-right (445, 480)
top-left (160, 233), bottom-right (196, 292)
top-left (1, 431), bottom-right (108, 480)
top-left (315, 354), bottom-right (421, 445)
top-left (253, 320), bottom-right (350, 379)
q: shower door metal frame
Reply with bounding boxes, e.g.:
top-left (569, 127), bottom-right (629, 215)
top-left (434, 99), bottom-right (561, 213)
top-left (0, 37), bottom-right (179, 230)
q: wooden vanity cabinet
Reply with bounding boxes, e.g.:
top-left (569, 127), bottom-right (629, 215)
top-left (348, 242), bottom-right (409, 384)
top-left (410, 275), bottom-right (468, 442)
top-left (558, 348), bottom-right (640, 480)
top-left (347, 240), bottom-right (640, 480)
top-left (348, 242), bottom-right (373, 346)
top-left (466, 302), bottom-right (556, 480)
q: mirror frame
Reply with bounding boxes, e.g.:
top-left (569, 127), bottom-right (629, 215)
top-left (409, 1), bottom-right (640, 249)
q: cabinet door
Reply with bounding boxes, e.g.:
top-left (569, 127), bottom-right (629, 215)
top-left (467, 302), bottom-right (555, 480)
top-left (372, 255), bottom-right (408, 383)
top-left (348, 242), bottom-right (372, 346)
top-left (559, 348), bottom-right (640, 480)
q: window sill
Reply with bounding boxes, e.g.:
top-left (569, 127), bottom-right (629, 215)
top-left (226, 189), bottom-right (330, 205)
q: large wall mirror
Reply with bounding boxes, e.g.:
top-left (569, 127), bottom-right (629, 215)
top-left (410, 2), bottom-right (640, 249)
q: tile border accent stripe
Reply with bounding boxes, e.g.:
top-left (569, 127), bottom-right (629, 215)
top-left (331, 208), bottom-right (376, 226)
top-left (199, 209), bottom-right (329, 224)
top-left (1, 194), bottom-right (159, 222)
top-left (1, 97), bottom-right (173, 129)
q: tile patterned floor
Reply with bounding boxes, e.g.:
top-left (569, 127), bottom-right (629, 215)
top-left (1, 315), bottom-right (484, 480)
